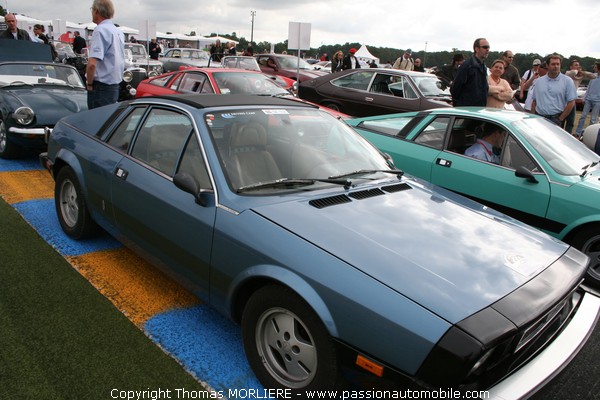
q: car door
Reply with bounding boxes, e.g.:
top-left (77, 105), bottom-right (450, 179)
top-left (328, 70), bottom-right (382, 116)
top-left (174, 71), bottom-right (215, 94)
top-left (109, 106), bottom-right (216, 300)
top-left (429, 116), bottom-right (552, 228)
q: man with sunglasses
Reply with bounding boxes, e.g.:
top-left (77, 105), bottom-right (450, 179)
top-left (501, 50), bottom-right (521, 90)
top-left (450, 38), bottom-right (490, 107)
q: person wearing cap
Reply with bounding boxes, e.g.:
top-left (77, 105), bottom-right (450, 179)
top-left (524, 62), bottom-right (548, 112)
top-left (393, 49), bottom-right (414, 71)
top-left (342, 48), bottom-right (360, 70)
top-left (519, 59), bottom-right (542, 102)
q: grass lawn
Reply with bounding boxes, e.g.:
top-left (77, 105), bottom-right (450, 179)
top-left (0, 199), bottom-right (206, 399)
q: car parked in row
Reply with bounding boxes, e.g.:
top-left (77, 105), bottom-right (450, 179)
top-left (299, 68), bottom-right (452, 117)
top-left (160, 48), bottom-right (215, 72)
top-left (256, 53), bottom-right (328, 83)
top-left (40, 94), bottom-right (599, 397)
top-left (347, 107), bottom-right (600, 286)
top-left (221, 55), bottom-right (295, 90)
top-left (0, 41), bottom-right (87, 158)
top-left (134, 68), bottom-right (347, 119)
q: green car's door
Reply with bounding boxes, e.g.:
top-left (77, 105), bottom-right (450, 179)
top-left (429, 117), bottom-right (552, 230)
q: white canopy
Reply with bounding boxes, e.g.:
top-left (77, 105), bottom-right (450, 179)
top-left (354, 44), bottom-right (379, 64)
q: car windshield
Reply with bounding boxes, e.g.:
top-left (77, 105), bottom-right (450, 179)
top-left (411, 75), bottom-right (451, 97)
top-left (212, 72), bottom-right (290, 95)
top-left (222, 57), bottom-right (260, 71)
top-left (512, 117), bottom-right (600, 176)
top-left (277, 56), bottom-right (313, 70)
top-left (182, 50), bottom-right (209, 60)
top-left (205, 107), bottom-right (392, 192)
top-left (53, 41), bottom-right (77, 58)
top-left (125, 44), bottom-right (148, 57)
top-left (0, 63), bottom-right (84, 88)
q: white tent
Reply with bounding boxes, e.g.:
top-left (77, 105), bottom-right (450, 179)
top-left (354, 44), bottom-right (379, 64)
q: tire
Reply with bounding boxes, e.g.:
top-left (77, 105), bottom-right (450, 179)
top-left (0, 119), bottom-right (22, 159)
top-left (55, 166), bottom-right (100, 239)
top-left (571, 227), bottom-right (600, 288)
top-left (241, 285), bottom-right (344, 392)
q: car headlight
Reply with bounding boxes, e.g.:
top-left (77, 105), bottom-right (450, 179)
top-left (123, 70), bottom-right (133, 83)
top-left (148, 70), bottom-right (158, 78)
top-left (13, 107), bottom-right (35, 125)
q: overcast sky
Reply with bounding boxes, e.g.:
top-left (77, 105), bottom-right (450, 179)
top-left (8, 0), bottom-right (600, 59)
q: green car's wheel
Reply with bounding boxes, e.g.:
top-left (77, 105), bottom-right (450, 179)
top-left (571, 227), bottom-right (600, 288)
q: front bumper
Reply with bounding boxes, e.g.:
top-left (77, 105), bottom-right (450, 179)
top-left (487, 291), bottom-right (600, 399)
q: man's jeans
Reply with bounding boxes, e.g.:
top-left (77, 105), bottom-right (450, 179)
top-left (576, 99), bottom-right (600, 137)
top-left (87, 82), bottom-right (119, 109)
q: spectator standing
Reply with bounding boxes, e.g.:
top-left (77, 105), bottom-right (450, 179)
top-left (450, 38), bottom-right (490, 107)
top-left (575, 62), bottom-right (600, 137)
top-left (523, 62), bottom-right (547, 112)
top-left (210, 40), bottom-right (224, 62)
top-left (148, 38), bottom-right (161, 60)
top-left (531, 55), bottom-right (577, 128)
top-left (227, 42), bottom-right (237, 55)
top-left (413, 58), bottom-right (425, 72)
top-left (519, 59), bottom-right (541, 102)
top-left (565, 60), bottom-right (596, 133)
top-left (436, 53), bottom-right (464, 88)
top-left (342, 48), bottom-right (360, 70)
top-left (393, 49), bottom-right (414, 71)
top-left (73, 31), bottom-right (87, 54)
top-left (242, 45), bottom-right (254, 56)
top-left (33, 24), bottom-right (49, 44)
top-left (0, 14), bottom-right (32, 40)
top-left (487, 60), bottom-right (513, 108)
top-left (331, 50), bottom-right (344, 73)
top-left (320, 53), bottom-right (329, 61)
top-left (500, 50), bottom-right (520, 90)
top-left (86, 0), bottom-right (125, 109)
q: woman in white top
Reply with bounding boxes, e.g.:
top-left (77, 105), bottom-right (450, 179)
top-left (487, 59), bottom-right (513, 108)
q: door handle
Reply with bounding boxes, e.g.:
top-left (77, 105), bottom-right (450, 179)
top-left (436, 158), bottom-right (452, 168)
top-left (365, 97), bottom-right (374, 102)
top-left (115, 167), bottom-right (129, 180)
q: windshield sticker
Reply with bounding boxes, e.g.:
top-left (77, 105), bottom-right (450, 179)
top-left (263, 109), bottom-right (289, 115)
top-left (220, 112), bottom-right (256, 119)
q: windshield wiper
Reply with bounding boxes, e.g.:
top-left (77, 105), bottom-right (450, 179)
top-left (237, 177), bottom-right (352, 192)
top-left (328, 169), bottom-right (404, 179)
top-left (580, 161), bottom-right (599, 178)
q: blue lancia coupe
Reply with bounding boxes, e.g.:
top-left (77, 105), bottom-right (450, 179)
top-left (41, 95), bottom-right (599, 396)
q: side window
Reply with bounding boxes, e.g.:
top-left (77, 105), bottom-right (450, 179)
top-left (178, 136), bottom-right (212, 189)
top-left (414, 117), bottom-right (450, 150)
top-left (107, 107), bottom-right (147, 152)
top-left (369, 73), bottom-right (394, 95)
top-left (179, 73), bottom-right (213, 93)
top-left (502, 135), bottom-right (538, 171)
top-left (331, 71), bottom-right (373, 90)
top-left (445, 118), bottom-right (478, 155)
top-left (131, 109), bottom-right (193, 176)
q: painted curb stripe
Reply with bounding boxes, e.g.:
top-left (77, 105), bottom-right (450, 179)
top-left (67, 249), bottom-right (200, 327)
top-left (0, 170), bottom-right (53, 204)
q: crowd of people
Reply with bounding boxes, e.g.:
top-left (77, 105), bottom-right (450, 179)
top-left (2, 9), bottom-right (599, 134)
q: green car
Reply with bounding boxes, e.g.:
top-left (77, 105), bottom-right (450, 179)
top-left (348, 107), bottom-right (600, 287)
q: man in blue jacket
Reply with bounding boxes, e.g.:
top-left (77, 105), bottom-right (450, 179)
top-left (451, 38), bottom-right (490, 106)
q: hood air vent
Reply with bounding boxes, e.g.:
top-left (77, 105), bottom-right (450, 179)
top-left (382, 183), bottom-right (411, 193)
top-left (309, 194), bottom-right (352, 209)
top-left (348, 188), bottom-right (385, 200)
top-left (309, 183), bottom-right (412, 209)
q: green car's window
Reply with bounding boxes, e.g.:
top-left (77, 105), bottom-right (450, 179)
top-left (501, 135), bottom-right (538, 171)
top-left (107, 107), bottom-right (147, 152)
top-left (357, 116), bottom-right (414, 138)
top-left (414, 117), bottom-right (450, 150)
top-left (131, 109), bottom-right (192, 177)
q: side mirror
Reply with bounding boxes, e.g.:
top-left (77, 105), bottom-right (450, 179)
top-left (173, 172), bottom-right (211, 206)
top-left (515, 166), bottom-right (538, 184)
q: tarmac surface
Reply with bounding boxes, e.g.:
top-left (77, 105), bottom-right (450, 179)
top-left (1, 154), bottom-right (599, 399)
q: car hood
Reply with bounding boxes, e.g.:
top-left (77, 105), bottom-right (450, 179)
top-left (251, 179), bottom-right (569, 323)
top-left (5, 87), bottom-right (87, 123)
top-left (283, 69), bottom-right (328, 79)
